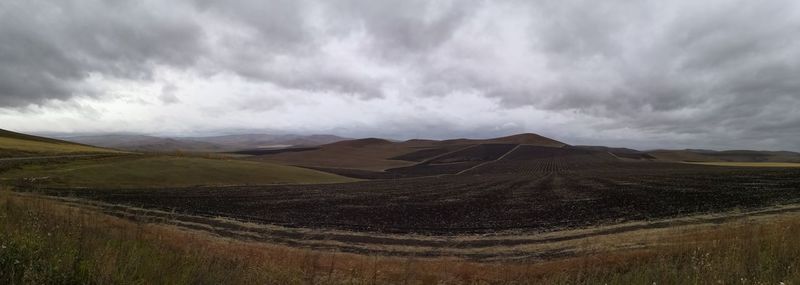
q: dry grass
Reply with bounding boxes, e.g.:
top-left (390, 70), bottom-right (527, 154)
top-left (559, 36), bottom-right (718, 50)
top-left (0, 137), bottom-right (118, 156)
top-left (4, 189), bottom-right (800, 284)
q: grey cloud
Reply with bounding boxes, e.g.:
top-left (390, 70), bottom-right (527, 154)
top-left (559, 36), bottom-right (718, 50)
top-left (0, 0), bottom-right (205, 107)
top-left (2, 0), bottom-right (800, 150)
top-left (159, 83), bottom-right (180, 104)
top-left (193, 0), bottom-right (311, 50)
top-left (200, 0), bottom-right (480, 98)
top-left (514, 1), bottom-right (800, 141)
top-left (321, 0), bottom-right (479, 55)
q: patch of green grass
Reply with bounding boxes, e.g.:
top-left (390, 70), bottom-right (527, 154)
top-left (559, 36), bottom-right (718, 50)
top-left (685, 162), bottom-right (800, 168)
top-left (1, 155), bottom-right (356, 188)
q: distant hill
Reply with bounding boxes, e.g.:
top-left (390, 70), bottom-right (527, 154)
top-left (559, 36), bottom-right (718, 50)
top-left (483, 133), bottom-right (566, 147)
top-left (324, 138), bottom-right (394, 148)
top-left (433, 133), bottom-right (566, 147)
top-left (62, 133), bottom-right (349, 152)
top-left (647, 149), bottom-right (800, 163)
top-left (574, 145), bottom-right (655, 160)
top-left (0, 129), bottom-right (117, 157)
top-left (249, 130), bottom-right (800, 172)
top-left (250, 132), bottom-right (568, 171)
top-left (62, 135), bottom-right (222, 153)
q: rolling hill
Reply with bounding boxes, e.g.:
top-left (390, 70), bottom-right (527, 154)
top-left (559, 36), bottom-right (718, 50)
top-left (1, 129), bottom-right (355, 187)
top-left (250, 138), bottom-right (419, 171)
top-left (250, 133), bottom-right (568, 171)
top-left (0, 129), bottom-right (118, 157)
top-left (2, 155), bottom-right (357, 188)
top-left (61, 134), bottom-right (222, 153)
top-left (480, 133), bottom-right (566, 146)
top-left (61, 133), bottom-right (348, 152)
top-left (574, 145), bottom-right (656, 160)
top-left (646, 149), bottom-right (800, 163)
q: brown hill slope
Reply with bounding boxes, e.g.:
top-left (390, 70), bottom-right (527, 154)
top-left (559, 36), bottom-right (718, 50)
top-left (250, 138), bottom-right (419, 171)
top-left (63, 133), bottom-right (349, 152)
top-left (484, 133), bottom-right (566, 146)
top-left (647, 150), bottom-right (800, 163)
top-left (251, 133), bottom-right (566, 171)
top-left (0, 129), bottom-right (118, 157)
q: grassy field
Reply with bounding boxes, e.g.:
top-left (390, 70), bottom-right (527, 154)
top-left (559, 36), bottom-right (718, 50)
top-left (1, 155), bottom-right (356, 188)
top-left (686, 162), bottom-right (800, 168)
top-left (0, 129), bottom-right (118, 157)
top-left (3, 190), bottom-right (800, 284)
top-left (0, 137), bottom-right (117, 157)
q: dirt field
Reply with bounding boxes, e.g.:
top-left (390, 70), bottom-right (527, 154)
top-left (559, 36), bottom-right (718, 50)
top-left (14, 141), bottom-right (800, 264)
top-left (39, 157), bottom-right (800, 236)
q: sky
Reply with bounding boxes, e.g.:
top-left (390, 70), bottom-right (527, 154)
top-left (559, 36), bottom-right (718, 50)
top-left (1, 0), bottom-right (800, 151)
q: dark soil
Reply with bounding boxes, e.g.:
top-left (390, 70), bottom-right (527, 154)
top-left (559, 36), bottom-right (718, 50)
top-left (429, 144), bottom-right (517, 163)
top-left (40, 157), bottom-right (800, 235)
top-left (390, 147), bottom-right (453, 162)
top-left (230, 147), bottom-right (318, 155)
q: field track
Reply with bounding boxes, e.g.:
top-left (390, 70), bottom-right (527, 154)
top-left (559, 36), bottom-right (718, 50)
top-left (38, 157), bottom-right (800, 234)
top-left (16, 145), bottom-right (800, 261)
top-left (14, 191), bottom-right (800, 261)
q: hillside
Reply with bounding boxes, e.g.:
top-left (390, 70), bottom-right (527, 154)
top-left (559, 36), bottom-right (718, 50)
top-left (483, 133), bottom-right (567, 146)
top-left (0, 129), bottom-right (118, 157)
top-left (62, 134), bottom-right (222, 152)
top-left (574, 145), bottom-right (656, 160)
top-left (251, 138), bottom-right (417, 171)
top-left (2, 155), bottom-right (356, 188)
top-left (647, 149), bottom-right (800, 163)
top-left (62, 133), bottom-right (348, 152)
top-left (251, 133), bottom-right (567, 171)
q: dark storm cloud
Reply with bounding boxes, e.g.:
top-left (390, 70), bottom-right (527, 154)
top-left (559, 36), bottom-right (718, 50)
top-left (2, 0), bottom-right (800, 150)
top-left (0, 0), bottom-right (205, 107)
top-left (323, 0), bottom-right (478, 55)
top-left (465, 0), bottom-right (800, 149)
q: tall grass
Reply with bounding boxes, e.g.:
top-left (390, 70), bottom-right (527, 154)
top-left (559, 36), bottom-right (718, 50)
top-left (3, 189), bottom-right (800, 284)
top-left (539, 219), bottom-right (800, 284)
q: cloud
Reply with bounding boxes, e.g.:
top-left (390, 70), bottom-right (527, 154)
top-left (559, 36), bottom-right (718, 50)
top-left (1, 0), bottom-right (799, 150)
top-left (0, 0), bottom-right (205, 107)
top-left (159, 83), bottom-right (180, 104)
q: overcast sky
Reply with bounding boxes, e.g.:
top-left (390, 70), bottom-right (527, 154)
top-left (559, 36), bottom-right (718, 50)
top-left (1, 0), bottom-right (799, 150)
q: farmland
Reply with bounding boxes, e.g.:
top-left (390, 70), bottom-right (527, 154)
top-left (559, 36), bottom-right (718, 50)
top-left (7, 189), bottom-right (800, 284)
top-left (686, 162), bottom-right (800, 168)
top-left (49, 162), bottom-right (800, 234)
top-left (37, 149), bottom-right (800, 258)
top-left (2, 155), bottom-right (356, 188)
top-left (5, 130), bottom-right (800, 283)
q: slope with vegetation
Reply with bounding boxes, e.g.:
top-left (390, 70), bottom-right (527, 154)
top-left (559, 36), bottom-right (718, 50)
top-left (2, 155), bottom-right (356, 188)
top-left (251, 133), bottom-right (567, 171)
top-left (648, 149), bottom-right (800, 163)
top-left (0, 129), bottom-right (117, 157)
top-left (62, 133), bottom-right (349, 152)
top-left (4, 190), bottom-right (800, 284)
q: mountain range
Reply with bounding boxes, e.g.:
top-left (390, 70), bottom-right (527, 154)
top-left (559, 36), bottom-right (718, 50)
top-left (59, 134), bottom-right (349, 152)
top-left (4, 129), bottom-right (800, 165)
